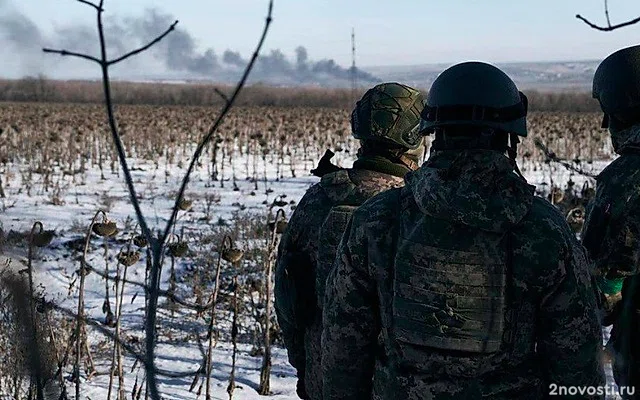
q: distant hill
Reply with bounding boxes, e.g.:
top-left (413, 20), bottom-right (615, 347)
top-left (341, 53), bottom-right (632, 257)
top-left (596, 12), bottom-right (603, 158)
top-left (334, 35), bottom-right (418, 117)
top-left (129, 60), bottom-right (598, 91)
top-left (363, 60), bottom-right (599, 92)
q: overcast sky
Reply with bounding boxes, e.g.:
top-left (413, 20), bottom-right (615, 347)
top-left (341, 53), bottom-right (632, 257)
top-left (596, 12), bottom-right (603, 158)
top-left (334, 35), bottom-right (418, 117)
top-left (1, 0), bottom-right (639, 80)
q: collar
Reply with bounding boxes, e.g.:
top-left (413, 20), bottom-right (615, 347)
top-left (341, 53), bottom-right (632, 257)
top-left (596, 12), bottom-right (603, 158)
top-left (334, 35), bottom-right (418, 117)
top-left (352, 155), bottom-right (412, 178)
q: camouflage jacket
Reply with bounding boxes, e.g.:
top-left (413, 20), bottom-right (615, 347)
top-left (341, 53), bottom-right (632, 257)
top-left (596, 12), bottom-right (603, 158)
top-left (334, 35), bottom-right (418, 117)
top-left (581, 123), bottom-right (640, 395)
top-left (274, 158), bottom-right (408, 399)
top-left (582, 124), bottom-right (640, 280)
top-left (322, 150), bottom-right (605, 400)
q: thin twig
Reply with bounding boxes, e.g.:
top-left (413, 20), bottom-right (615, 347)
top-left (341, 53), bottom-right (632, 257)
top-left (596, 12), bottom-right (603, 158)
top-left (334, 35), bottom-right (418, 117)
top-left (77, 0), bottom-right (102, 12)
top-left (117, 259), bottom-right (130, 400)
top-left (85, 261), bottom-right (229, 312)
top-left (42, 48), bottom-right (101, 64)
top-left (76, 211), bottom-right (106, 399)
top-left (108, 21), bottom-right (179, 66)
top-left (226, 270), bottom-right (239, 400)
top-left (85, 261), bottom-right (228, 311)
top-left (205, 236), bottom-right (230, 400)
top-left (533, 138), bottom-right (599, 179)
top-left (576, 12), bottom-right (640, 31)
top-left (213, 88), bottom-right (230, 104)
top-left (258, 207), bottom-right (282, 395)
top-left (604, 0), bottom-right (612, 27)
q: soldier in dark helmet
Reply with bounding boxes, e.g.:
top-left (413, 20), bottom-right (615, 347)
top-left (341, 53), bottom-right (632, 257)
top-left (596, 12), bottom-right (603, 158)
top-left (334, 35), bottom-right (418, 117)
top-left (582, 44), bottom-right (640, 399)
top-left (322, 62), bottom-right (605, 399)
top-left (274, 82), bottom-right (427, 400)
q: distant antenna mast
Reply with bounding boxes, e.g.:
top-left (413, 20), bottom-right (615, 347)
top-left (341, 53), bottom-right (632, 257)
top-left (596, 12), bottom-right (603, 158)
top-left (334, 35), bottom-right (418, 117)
top-left (351, 28), bottom-right (357, 101)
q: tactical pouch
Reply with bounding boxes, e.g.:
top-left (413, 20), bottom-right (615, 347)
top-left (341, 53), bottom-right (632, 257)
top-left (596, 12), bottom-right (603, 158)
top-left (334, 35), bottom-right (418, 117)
top-left (392, 237), bottom-right (508, 355)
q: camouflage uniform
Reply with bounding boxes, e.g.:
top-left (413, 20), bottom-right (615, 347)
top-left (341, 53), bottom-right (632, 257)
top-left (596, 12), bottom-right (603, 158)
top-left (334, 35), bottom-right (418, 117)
top-left (275, 83), bottom-right (426, 399)
top-left (582, 124), bottom-right (640, 280)
top-left (583, 45), bottom-right (640, 398)
top-left (581, 123), bottom-right (640, 396)
top-left (322, 150), bottom-right (605, 399)
top-left (275, 164), bottom-right (407, 399)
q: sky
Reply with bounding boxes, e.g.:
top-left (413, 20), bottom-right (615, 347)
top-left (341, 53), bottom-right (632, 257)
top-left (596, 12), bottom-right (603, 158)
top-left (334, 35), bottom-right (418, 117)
top-left (1, 0), bottom-right (639, 81)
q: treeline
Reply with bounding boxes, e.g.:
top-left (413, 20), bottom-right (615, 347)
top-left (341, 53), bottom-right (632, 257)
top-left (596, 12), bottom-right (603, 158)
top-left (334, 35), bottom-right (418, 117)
top-left (0, 76), bottom-right (601, 112)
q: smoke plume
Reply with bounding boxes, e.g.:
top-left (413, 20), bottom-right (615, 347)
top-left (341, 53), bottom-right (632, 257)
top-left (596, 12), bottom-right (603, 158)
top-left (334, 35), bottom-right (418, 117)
top-left (0, 2), bottom-right (379, 86)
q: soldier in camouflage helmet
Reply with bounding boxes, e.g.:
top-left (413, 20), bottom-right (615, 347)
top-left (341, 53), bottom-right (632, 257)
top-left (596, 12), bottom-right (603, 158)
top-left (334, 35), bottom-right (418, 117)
top-left (322, 62), bottom-right (605, 399)
top-left (582, 44), bottom-right (640, 398)
top-left (274, 82), bottom-right (427, 400)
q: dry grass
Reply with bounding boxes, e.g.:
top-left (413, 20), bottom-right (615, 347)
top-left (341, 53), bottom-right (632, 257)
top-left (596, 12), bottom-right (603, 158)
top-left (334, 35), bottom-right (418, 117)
top-left (0, 78), bottom-right (601, 111)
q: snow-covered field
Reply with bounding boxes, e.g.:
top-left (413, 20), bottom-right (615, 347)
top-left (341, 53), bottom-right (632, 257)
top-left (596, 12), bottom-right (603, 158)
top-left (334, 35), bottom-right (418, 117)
top-left (0, 141), bottom-right (623, 399)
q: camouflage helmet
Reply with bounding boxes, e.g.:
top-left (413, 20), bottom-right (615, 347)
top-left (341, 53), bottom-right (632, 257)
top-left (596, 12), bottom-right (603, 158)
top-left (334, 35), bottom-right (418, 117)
top-left (593, 45), bottom-right (640, 120)
top-left (351, 82), bottom-right (425, 149)
top-left (419, 62), bottom-right (528, 136)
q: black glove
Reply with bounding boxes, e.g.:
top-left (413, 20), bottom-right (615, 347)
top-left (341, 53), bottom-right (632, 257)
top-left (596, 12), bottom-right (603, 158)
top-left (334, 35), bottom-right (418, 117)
top-left (296, 371), bottom-right (309, 399)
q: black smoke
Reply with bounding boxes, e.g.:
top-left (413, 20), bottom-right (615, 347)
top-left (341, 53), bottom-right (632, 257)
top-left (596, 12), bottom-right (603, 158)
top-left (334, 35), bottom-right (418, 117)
top-left (125, 9), bottom-right (219, 75)
top-left (223, 50), bottom-right (245, 68)
top-left (0, 2), bottom-right (379, 86)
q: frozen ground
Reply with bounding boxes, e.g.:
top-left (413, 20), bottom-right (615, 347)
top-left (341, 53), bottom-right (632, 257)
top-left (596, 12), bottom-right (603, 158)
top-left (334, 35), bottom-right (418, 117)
top-left (0, 147), bottom-right (623, 399)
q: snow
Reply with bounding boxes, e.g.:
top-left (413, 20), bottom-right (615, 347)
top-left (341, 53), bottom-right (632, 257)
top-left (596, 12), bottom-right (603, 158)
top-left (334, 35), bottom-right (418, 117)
top-left (0, 143), bottom-right (625, 399)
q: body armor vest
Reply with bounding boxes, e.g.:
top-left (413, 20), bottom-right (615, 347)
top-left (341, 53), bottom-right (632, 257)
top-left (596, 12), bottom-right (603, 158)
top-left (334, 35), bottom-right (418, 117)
top-left (391, 217), bottom-right (511, 365)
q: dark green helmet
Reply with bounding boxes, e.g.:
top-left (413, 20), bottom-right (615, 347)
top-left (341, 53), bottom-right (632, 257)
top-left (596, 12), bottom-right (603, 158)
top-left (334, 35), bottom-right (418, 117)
top-left (593, 45), bottom-right (640, 118)
top-left (419, 62), bottom-right (528, 136)
top-left (351, 82), bottom-right (425, 149)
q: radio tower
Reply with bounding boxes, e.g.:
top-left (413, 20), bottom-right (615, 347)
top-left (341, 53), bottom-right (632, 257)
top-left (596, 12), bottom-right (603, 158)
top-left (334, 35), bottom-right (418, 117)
top-left (351, 28), bottom-right (357, 102)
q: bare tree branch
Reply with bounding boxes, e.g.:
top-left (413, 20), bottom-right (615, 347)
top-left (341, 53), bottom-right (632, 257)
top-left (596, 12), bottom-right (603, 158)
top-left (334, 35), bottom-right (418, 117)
top-left (149, 1), bottom-right (274, 397)
top-left (108, 21), bottom-right (179, 66)
top-left (44, 0), bottom-right (275, 398)
top-left (213, 88), bottom-right (230, 104)
top-left (576, 13), bottom-right (640, 30)
top-left (576, 0), bottom-right (640, 31)
top-left (42, 48), bottom-right (101, 64)
top-left (77, 0), bottom-right (102, 12)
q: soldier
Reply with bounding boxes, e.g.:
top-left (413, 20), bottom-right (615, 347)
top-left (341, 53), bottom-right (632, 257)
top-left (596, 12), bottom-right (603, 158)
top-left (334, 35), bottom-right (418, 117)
top-left (322, 62), bottom-right (605, 399)
top-left (274, 83), bottom-right (427, 400)
top-left (582, 44), bottom-right (640, 398)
